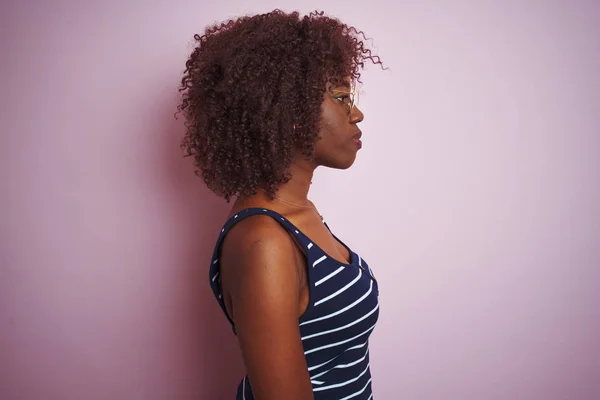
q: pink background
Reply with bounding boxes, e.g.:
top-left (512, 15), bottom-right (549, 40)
top-left (1, 1), bottom-right (599, 399)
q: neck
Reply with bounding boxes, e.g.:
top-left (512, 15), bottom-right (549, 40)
top-left (275, 158), bottom-right (315, 202)
top-left (234, 157), bottom-right (317, 211)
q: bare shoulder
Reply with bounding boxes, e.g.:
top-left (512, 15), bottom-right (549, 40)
top-left (221, 214), bottom-right (297, 266)
top-left (219, 214), bottom-right (302, 303)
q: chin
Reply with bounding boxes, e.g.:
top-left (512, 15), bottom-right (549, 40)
top-left (339, 160), bottom-right (356, 170)
top-left (326, 155), bottom-right (357, 170)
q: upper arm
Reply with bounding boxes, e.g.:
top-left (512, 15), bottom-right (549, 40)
top-left (220, 216), bottom-right (313, 400)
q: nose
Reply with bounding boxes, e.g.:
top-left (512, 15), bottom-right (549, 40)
top-left (350, 105), bottom-right (364, 124)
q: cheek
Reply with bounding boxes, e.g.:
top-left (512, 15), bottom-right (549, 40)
top-left (320, 99), bottom-right (346, 129)
top-left (316, 125), bottom-right (341, 151)
top-left (318, 115), bottom-right (347, 143)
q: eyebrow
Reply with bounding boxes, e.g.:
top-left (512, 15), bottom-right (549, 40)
top-left (330, 82), bottom-right (351, 92)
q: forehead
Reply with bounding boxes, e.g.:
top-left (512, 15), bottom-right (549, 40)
top-left (339, 78), bottom-right (351, 87)
top-left (327, 78), bottom-right (353, 91)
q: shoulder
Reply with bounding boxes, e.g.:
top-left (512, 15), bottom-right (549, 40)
top-left (219, 213), bottom-right (304, 323)
top-left (220, 214), bottom-right (302, 288)
top-left (223, 213), bottom-right (295, 259)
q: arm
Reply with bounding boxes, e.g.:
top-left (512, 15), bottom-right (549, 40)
top-left (220, 216), bottom-right (314, 400)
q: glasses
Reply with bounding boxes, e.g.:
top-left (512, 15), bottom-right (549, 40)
top-left (331, 83), bottom-right (359, 115)
top-left (313, 83), bottom-right (360, 115)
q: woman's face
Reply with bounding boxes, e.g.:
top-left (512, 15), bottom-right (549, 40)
top-left (312, 81), bottom-right (365, 170)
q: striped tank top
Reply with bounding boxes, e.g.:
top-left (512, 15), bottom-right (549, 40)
top-left (209, 208), bottom-right (379, 399)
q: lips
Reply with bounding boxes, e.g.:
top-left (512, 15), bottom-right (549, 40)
top-left (353, 130), bottom-right (362, 149)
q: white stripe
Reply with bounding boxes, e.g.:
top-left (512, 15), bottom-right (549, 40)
top-left (358, 256), bottom-right (362, 267)
top-left (311, 379), bottom-right (324, 385)
top-left (315, 266), bottom-right (344, 286)
top-left (312, 255), bottom-right (327, 267)
top-left (314, 270), bottom-right (362, 306)
top-left (304, 323), bottom-right (376, 355)
top-left (311, 348), bottom-right (369, 379)
top-left (339, 378), bottom-right (372, 400)
top-left (308, 342), bottom-right (367, 372)
top-left (242, 376), bottom-right (246, 400)
top-left (302, 304), bottom-right (379, 341)
top-left (211, 272), bottom-right (219, 282)
top-left (308, 243), bottom-right (314, 249)
top-left (367, 394), bottom-right (373, 400)
top-left (300, 280), bottom-right (373, 327)
top-left (234, 214), bottom-right (238, 218)
top-left (213, 258), bottom-right (219, 264)
top-left (313, 363), bottom-right (370, 391)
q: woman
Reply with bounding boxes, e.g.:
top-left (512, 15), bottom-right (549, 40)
top-left (178, 9), bottom-right (382, 399)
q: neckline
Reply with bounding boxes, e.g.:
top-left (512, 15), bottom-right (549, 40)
top-left (327, 229), bottom-right (356, 266)
top-left (224, 207), bottom-right (358, 267)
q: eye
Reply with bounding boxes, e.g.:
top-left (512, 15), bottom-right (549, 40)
top-left (334, 95), bottom-right (351, 104)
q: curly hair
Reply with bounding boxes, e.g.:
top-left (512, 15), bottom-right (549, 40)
top-left (177, 9), bottom-right (382, 201)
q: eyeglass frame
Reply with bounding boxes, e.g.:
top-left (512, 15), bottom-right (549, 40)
top-left (312, 82), bottom-right (360, 116)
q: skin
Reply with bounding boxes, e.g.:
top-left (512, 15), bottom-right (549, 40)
top-left (219, 81), bottom-right (365, 400)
